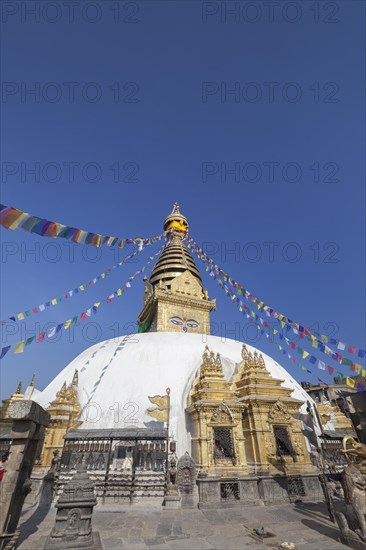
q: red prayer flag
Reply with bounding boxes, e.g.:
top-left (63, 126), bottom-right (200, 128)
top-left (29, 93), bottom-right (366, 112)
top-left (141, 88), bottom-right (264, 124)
top-left (348, 345), bottom-right (357, 354)
top-left (80, 312), bottom-right (87, 320)
top-left (38, 332), bottom-right (45, 342)
top-left (327, 366), bottom-right (334, 375)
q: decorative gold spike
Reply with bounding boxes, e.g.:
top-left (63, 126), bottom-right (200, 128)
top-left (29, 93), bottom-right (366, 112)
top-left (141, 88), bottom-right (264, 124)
top-left (15, 381), bottom-right (22, 394)
top-left (71, 369), bottom-right (78, 386)
top-left (56, 381), bottom-right (67, 398)
top-left (30, 373), bottom-right (36, 387)
top-left (241, 344), bottom-right (250, 360)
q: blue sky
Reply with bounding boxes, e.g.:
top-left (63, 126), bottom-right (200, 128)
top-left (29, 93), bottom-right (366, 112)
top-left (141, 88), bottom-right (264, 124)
top-left (1, 1), bottom-right (365, 400)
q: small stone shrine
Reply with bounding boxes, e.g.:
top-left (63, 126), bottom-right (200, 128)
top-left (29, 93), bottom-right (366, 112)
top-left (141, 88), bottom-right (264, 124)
top-left (44, 462), bottom-right (102, 550)
top-left (177, 452), bottom-right (197, 507)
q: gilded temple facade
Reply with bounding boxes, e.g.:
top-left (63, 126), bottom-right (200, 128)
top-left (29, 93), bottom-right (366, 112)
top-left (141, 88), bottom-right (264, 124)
top-left (187, 344), bottom-right (315, 479)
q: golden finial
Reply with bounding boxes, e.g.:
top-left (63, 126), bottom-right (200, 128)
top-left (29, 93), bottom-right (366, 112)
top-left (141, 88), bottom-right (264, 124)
top-left (15, 381), bottom-right (22, 395)
top-left (241, 344), bottom-right (249, 360)
top-left (172, 202), bottom-right (180, 214)
top-left (71, 369), bottom-right (79, 386)
top-left (56, 381), bottom-right (67, 398)
top-left (30, 373), bottom-right (36, 387)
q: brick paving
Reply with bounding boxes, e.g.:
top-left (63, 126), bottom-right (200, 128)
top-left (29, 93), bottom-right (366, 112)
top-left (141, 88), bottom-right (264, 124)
top-left (17, 500), bottom-right (347, 550)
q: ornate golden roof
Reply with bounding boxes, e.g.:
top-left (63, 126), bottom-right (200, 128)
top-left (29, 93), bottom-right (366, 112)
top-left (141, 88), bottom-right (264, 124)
top-left (149, 203), bottom-right (202, 288)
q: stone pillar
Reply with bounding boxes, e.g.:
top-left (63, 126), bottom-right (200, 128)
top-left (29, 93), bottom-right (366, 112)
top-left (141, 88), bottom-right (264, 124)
top-left (0, 400), bottom-right (50, 550)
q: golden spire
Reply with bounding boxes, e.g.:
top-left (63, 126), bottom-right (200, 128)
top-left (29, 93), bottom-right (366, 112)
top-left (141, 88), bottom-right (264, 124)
top-left (15, 381), bottom-right (22, 395)
top-left (30, 373), bottom-right (36, 387)
top-left (150, 204), bottom-right (202, 288)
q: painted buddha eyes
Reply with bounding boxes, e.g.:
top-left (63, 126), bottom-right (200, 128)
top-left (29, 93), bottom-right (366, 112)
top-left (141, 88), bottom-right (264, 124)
top-left (170, 317), bottom-right (199, 331)
top-left (170, 317), bottom-right (183, 326)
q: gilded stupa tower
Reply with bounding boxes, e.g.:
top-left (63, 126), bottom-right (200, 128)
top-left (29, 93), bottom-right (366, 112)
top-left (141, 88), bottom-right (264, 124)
top-left (137, 203), bottom-right (216, 334)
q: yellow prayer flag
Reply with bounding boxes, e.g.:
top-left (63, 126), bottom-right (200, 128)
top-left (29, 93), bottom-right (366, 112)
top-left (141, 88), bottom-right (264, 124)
top-left (79, 285), bottom-right (85, 291)
top-left (263, 305), bottom-right (268, 311)
top-left (51, 298), bottom-right (57, 305)
top-left (14, 340), bottom-right (25, 354)
top-left (346, 377), bottom-right (356, 388)
top-left (148, 394), bottom-right (169, 409)
top-left (312, 341), bottom-right (318, 349)
top-left (302, 351), bottom-right (309, 359)
top-left (281, 321), bottom-right (285, 329)
top-left (64, 319), bottom-right (71, 329)
top-left (9, 212), bottom-right (28, 229)
top-left (116, 289), bottom-right (122, 296)
top-left (147, 408), bottom-right (168, 422)
top-left (93, 302), bottom-right (101, 308)
top-left (362, 369), bottom-right (366, 377)
top-left (17, 313), bottom-right (24, 320)
top-left (273, 329), bottom-right (278, 335)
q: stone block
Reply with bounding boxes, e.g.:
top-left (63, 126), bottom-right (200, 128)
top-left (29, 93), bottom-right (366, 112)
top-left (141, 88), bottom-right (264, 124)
top-left (258, 476), bottom-right (289, 504)
top-left (301, 474), bottom-right (323, 502)
top-left (8, 401), bottom-right (50, 428)
top-left (239, 478), bottom-right (261, 505)
top-left (163, 495), bottom-right (181, 509)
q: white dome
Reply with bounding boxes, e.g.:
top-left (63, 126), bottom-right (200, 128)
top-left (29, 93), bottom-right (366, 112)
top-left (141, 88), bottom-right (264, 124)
top-left (34, 332), bottom-right (318, 454)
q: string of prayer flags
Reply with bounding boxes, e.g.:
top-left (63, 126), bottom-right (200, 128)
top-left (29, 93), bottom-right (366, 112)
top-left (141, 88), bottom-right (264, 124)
top-left (186, 234), bottom-right (365, 367)
top-left (0, 245), bottom-right (165, 358)
top-left (201, 254), bottom-right (362, 379)
top-left (0, 203), bottom-right (160, 249)
top-left (2, 234), bottom-right (165, 324)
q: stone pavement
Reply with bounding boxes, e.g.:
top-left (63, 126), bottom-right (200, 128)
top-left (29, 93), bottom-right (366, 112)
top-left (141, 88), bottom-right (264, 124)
top-left (17, 500), bottom-right (347, 550)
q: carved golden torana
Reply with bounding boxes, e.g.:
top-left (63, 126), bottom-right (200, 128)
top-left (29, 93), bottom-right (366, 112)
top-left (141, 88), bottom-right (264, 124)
top-left (186, 345), bottom-right (316, 477)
